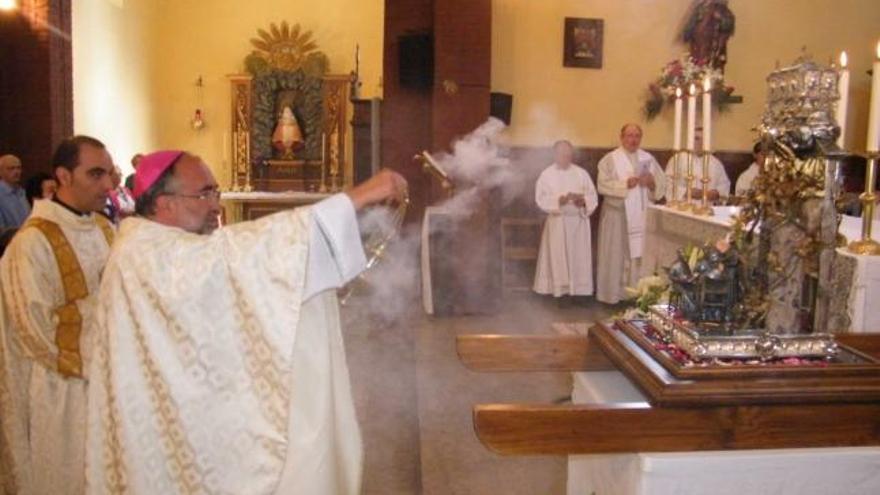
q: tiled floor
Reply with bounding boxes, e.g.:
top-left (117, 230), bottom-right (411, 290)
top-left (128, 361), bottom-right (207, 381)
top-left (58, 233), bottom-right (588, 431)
top-left (343, 291), bottom-right (618, 494)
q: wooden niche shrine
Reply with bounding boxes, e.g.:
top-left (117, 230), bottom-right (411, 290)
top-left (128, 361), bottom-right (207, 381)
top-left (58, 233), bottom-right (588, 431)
top-left (228, 22), bottom-right (350, 192)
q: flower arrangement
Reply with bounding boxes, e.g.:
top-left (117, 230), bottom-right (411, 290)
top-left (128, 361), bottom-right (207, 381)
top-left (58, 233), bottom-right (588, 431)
top-left (625, 274), bottom-right (670, 314)
top-left (643, 53), bottom-right (735, 120)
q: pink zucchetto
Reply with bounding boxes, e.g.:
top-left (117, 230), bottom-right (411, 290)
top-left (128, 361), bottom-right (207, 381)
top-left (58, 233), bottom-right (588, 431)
top-left (133, 150), bottom-right (185, 199)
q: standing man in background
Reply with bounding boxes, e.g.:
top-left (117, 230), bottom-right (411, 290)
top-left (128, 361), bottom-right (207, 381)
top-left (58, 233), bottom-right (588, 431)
top-left (596, 124), bottom-right (666, 304)
top-left (533, 140), bottom-right (599, 301)
top-left (0, 155), bottom-right (30, 230)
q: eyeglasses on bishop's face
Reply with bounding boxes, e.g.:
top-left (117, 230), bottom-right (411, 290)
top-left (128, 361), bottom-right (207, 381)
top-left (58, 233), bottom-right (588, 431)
top-left (168, 189), bottom-right (222, 201)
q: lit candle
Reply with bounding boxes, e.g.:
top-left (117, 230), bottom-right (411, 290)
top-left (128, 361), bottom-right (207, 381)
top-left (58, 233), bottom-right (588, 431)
top-left (868, 42), bottom-right (880, 153)
top-left (837, 51), bottom-right (850, 148)
top-left (673, 87), bottom-right (683, 150)
top-left (686, 83), bottom-right (697, 151)
top-left (702, 77), bottom-right (712, 152)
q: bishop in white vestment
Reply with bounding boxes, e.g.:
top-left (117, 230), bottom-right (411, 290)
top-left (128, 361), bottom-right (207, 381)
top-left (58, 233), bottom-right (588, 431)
top-left (85, 151), bottom-right (407, 495)
top-left (0, 136), bottom-right (116, 495)
top-left (533, 141), bottom-right (599, 297)
top-left (596, 124), bottom-right (666, 304)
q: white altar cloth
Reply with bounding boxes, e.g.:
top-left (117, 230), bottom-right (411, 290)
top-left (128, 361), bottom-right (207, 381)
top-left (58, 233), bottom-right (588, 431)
top-left (568, 371), bottom-right (880, 495)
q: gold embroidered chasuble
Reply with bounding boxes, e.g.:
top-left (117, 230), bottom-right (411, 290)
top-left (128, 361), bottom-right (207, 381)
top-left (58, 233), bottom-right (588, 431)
top-left (0, 199), bottom-right (114, 495)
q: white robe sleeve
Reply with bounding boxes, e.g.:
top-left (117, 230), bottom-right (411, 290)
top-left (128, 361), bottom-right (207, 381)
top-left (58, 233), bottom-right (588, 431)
top-left (582, 170), bottom-right (599, 216)
top-left (304, 193), bottom-right (368, 300)
top-left (535, 168), bottom-right (560, 214)
top-left (597, 154), bottom-right (629, 198)
top-left (712, 157), bottom-right (731, 198)
top-left (0, 229), bottom-right (63, 371)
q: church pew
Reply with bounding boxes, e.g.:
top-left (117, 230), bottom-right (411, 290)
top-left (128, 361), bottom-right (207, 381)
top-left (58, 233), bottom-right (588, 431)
top-left (473, 402), bottom-right (880, 455)
top-left (456, 334), bottom-right (614, 372)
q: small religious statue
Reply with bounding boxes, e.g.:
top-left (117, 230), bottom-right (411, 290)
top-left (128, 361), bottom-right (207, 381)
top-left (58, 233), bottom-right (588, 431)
top-left (272, 106), bottom-right (304, 159)
top-left (667, 240), bottom-right (741, 324)
top-left (681, 0), bottom-right (736, 72)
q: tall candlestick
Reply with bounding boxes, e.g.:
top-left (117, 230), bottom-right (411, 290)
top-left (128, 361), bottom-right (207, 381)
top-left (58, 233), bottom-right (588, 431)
top-left (837, 51), bottom-right (850, 148)
top-left (686, 84), bottom-right (697, 151)
top-left (669, 87), bottom-right (683, 209)
top-left (673, 87), bottom-right (683, 150)
top-left (868, 42), bottom-right (880, 153)
top-left (702, 77), bottom-right (712, 152)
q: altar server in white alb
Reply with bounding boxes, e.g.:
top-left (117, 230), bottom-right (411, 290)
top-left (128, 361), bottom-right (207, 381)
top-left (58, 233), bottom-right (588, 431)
top-left (85, 151), bottom-right (407, 495)
top-left (596, 124), bottom-right (666, 304)
top-left (0, 136), bottom-right (116, 495)
top-left (665, 126), bottom-right (730, 204)
top-left (533, 140), bottom-right (599, 297)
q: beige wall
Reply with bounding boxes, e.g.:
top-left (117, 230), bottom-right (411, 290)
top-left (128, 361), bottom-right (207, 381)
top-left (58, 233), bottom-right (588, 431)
top-left (73, 0), bottom-right (160, 174)
top-left (73, 0), bottom-right (384, 184)
top-left (492, 0), bottom-right (880, 152)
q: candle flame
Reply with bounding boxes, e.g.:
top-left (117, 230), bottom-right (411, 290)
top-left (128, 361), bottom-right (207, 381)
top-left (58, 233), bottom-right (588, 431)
top-left (676, 87), bottom-right (682, 98)
top-left (703, 76), bottom-right (712, 92)
top-left (0, 0), bottom-right (17, 11)
top-left (839, 51), bottom-right (848, 68)
top-left (689, 83), bottom-right (696, 96)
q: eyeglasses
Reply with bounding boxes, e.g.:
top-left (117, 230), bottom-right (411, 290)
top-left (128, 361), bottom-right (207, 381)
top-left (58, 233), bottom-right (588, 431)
top-left (168, 189), bottom-right (221, 201)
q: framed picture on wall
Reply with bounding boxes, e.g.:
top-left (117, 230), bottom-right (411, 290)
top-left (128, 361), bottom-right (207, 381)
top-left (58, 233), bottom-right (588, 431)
top-left (563, 17), bottom-right (603, 69)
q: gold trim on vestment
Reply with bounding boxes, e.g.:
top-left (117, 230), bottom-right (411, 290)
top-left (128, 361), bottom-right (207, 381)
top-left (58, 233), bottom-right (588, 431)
top-left (21, 216), bottom-right (113, 378)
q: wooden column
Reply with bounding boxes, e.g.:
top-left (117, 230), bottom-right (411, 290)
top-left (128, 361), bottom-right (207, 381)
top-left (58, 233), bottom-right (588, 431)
top-left (0, 0), bottom-right (71, 178)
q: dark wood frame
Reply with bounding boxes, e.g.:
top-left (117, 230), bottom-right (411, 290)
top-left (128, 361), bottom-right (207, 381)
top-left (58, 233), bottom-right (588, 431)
top-left (563, 17), bottom-right (603, 69)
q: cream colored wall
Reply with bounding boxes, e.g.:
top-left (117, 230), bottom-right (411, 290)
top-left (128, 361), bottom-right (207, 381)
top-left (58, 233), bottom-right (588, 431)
top-left (492, 0), bottom-right (880, 152)
top-left (73, 0), bottom-right (383, 185)
top-left (149, 0), bottom-right (384, 187)
top-left (73, 0), bottom-right (160, 175)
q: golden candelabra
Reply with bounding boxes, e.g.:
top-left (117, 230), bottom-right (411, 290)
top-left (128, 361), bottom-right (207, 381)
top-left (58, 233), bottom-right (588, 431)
top-left (848, 152), bottom-right (880, 255)
top-left (692, 150), bottom-right (714, 216)
top-left (677, 150), bottom-right (696, 212)
top-left (667, 150), bottom-right (682, 209)
top-left (242, 131), bottom-right (254, 192)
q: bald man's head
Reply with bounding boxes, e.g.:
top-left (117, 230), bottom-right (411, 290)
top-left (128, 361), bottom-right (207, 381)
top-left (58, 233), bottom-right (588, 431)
top-left (620, 124), bottom-right (643, 153)
top-left (0, 155), bottom-right (22, 186)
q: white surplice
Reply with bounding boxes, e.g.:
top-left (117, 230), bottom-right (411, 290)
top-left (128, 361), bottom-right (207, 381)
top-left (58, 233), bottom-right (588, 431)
top-left (533, 163), bottom-right (599, 297)
top-left (735, 162), bottom-right (760, 197)
top-left (664, 152), bottom-right (731, 202)
top-left (85, 194), bottom-right (367, 495)
top-left (0, 199), bottom-right (113, 495)
top-left (595, 148), bottom-right (665, 304)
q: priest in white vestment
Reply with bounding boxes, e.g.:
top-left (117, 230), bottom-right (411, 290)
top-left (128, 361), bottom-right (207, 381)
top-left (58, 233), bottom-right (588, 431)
top-left (735, 142), bottom-right (765, 197)
top-left (664, 128), bottom-right (730, 204)
top-left (596, 124), bottom-right (666, 304)
top-left (0, 136), bottom-right (116, 495)
top-left (85, 151), bottom-right (407, 495)
top-left (533, 140), bottom-right (599, 297)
